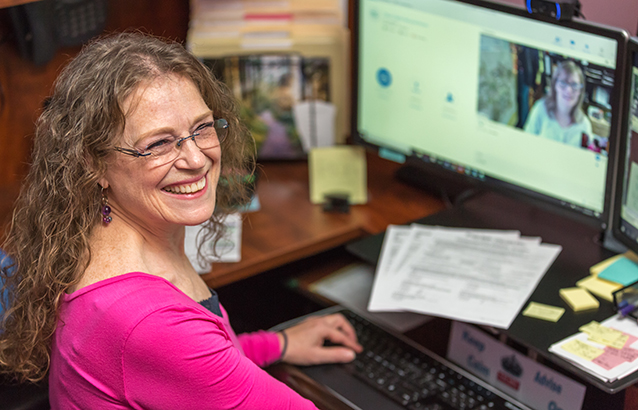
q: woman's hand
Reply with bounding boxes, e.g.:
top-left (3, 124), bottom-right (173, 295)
top-left (278, 313), bottom-right (363, 366)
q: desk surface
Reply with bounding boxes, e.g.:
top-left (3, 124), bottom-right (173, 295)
top-left (202, 154), bottom-right (444, 287)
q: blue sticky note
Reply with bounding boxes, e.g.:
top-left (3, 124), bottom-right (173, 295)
top-left (598, 257), bottom-right (638, 286)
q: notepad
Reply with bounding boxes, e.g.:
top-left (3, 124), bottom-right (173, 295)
top-left (308, 146), bottom-right (367, 205)
top-left (559, 287), bottom-right (600, 312)
top-left (598, 257), bottom-right (638, 286)
top-left (590, 254), bottom-right (625, 276)
top-left (576, 275), bottom-right (622, 302)
top-left (522, 302), bottom-right (565, 322)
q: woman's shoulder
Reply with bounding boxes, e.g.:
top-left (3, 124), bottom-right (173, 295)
top-left (61, 273), bottom-right (206, 323)
top-left (531, 97), bottom-right (550, 112)
top-left (66, 272), bottom-right (176, 299)
top-left (526, 98), bottom-right (549, 119)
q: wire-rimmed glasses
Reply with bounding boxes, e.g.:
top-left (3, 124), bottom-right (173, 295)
top-left (556, 79), bottom-right (584, 91)
top-left (114, 118), bottom-right (228, 167)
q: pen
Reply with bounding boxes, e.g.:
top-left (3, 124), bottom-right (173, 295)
top-left (619, 303), bottom-right (636, 317)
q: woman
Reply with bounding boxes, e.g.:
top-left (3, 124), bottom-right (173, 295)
top-left (0, 32), bottom-right (361, 409)
top-left (524, 60), bottom-right (593, 148)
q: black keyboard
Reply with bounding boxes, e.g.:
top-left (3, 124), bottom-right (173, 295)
top-left (340, 310), bottom-right (527, 410)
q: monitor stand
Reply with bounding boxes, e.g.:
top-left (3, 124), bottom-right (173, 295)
top-left (601, 227), bottom-right (628, 254)
top-left (394, 164), bottom-right (479, 207)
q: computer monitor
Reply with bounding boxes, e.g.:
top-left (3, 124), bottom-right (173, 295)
top-left (612, 38), bottom-right (638, 250)
top-left (352, 0), bottom-right (627, 228)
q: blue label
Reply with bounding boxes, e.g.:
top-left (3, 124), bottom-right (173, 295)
top-left (467, 355), bottom-right (490, 377)
top-left (462, 330), bottom-right (485, 352)
top-left (377, 68), bottom-right (392, 87)
top-left (379, 148), bottom-right (406, 164)
top-left (534, 372), bottom-right (562, 394)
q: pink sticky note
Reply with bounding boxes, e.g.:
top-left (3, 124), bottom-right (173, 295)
top-left (625, 334), bottom-right (638, 346)
top-left (618, 346), bottom-right (638, 362)
top-left (608, 331), bottom-right (638, 362)
top-left (593, 351), bottom-right (626, 370)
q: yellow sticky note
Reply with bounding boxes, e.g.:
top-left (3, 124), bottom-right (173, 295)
top-left (590, 254), bottom-right (624, 276)
top-left (625, 250), bottom-right (638, 264)
top-left (579, 321), bottom-right (605, 335)
top-left (561, 339), bottom-right (605, 361)
top-left (522, 302), bottom-right (565, 322)
top-left (579, 321), bottom-right (628, 349)
top-left (559, 287), bottom-right (599, 312)
top-left (576, 275), bottom-right (622, 302)
top-left (589, 334), bottom-right (629, 349)
top-left (308, 146), bottom-right (367, 205)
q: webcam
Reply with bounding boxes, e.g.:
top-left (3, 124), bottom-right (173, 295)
top-left (526, 0), bottom-right (582, 21)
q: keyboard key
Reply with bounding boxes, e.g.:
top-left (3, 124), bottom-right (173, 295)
top-left (340, 309), bottom-right (525, 410)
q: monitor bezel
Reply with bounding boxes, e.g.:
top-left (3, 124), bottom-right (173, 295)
top-left (611, 37), bottom-right (638, 250)
top-left (351, 0), bottom-right (628, 229)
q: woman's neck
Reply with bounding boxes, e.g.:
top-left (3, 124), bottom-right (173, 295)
top-left (77, 218), bottom-right (210, 301)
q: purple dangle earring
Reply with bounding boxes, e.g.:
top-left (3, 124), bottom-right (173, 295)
top-left (101, 187), bottom-right (112, 224)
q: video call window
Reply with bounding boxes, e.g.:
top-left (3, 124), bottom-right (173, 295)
top-left (478, 35), bottom-right (615, 154)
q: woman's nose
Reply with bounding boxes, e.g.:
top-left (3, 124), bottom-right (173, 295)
top-left (175, 138), bottom-right (207, 168)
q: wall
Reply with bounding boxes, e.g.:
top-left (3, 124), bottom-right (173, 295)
top-left (0, 0), bottom-right (190, 190)
top-left (497, 0), bottom-right (638, 35)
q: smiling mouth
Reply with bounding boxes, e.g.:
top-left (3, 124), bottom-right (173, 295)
top-left (162, 178), bottom-right (206, 194)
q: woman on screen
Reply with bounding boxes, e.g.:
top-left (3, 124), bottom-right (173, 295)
top-left (524, 60), bottom-right (593, 148)
top-left (0, 32), bottom-right (361, 409)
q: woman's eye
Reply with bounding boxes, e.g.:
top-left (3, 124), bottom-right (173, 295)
top-left (195, 122), bottom-right (214, 133)
top-left (146, 138), bottom-right (172, 150)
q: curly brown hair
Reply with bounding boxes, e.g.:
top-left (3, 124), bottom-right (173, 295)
top-left (0, 32), bottom-right (255, 382)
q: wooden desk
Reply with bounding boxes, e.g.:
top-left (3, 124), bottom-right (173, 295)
top-left (203, 153), bottom-right (444, 287)
top-left (0, 0), bottom-right (39, 8)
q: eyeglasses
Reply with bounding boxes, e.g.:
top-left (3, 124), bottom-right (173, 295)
top-left (556, 80), bottom-right (584, 91)
top-left (114, 118), bottom-right (228, 167)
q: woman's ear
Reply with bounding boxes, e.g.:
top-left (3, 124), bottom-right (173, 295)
top-left (98, 178), bottom-right (109, 190)
top-left (83, 151), bottom-right (111, 190)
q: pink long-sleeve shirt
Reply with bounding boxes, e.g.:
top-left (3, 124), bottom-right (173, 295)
top-left (49, 272), bottom-right (318, 409)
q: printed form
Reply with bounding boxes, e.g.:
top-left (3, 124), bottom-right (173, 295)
top-left (368, 225), bottom-right (562, 329)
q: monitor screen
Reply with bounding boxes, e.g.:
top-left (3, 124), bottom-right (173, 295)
top-left (353, 0), bottom-right (627, 226)
top-left (613, 38), bottom-right (638, 249)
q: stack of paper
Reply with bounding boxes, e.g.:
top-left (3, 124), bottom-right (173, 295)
top-left (190, 0), bottom-right (345, 30)
top-left (187, 0), bottom-right (350, 145)
top-left (368, 224), bottom-right (562, 329)
top-left (549, 316), bottom-right (638, 383)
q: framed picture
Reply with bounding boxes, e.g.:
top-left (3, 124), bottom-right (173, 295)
top-left (205, 54), bottom-right (331, 160)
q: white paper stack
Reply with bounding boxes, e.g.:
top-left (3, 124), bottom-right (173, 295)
top-left (368, 224), bottom-right (562, 329)
top-left (549, 315), bottom-right (638, 383)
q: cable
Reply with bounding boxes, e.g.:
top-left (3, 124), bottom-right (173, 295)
top-left (573, 0), bottom-right (586, 19)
